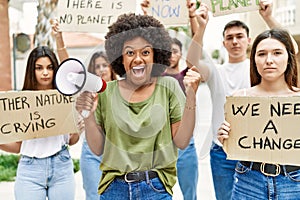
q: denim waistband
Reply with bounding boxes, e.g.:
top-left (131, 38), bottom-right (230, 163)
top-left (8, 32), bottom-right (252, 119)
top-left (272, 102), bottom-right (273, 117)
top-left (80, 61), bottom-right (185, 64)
top-left (21, 144), bottom-right (68, 159)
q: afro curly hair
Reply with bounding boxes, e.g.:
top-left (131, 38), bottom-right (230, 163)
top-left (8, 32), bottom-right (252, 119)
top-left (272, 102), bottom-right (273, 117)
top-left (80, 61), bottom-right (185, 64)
top-left (104, 13), bottom-right (172, 77)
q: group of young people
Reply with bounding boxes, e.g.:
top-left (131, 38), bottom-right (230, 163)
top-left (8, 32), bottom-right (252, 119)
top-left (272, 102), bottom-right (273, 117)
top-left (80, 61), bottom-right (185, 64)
top-left (187, 1), bottom-right (300, 200)
top-left (0, 0), bottom-right (299, 199)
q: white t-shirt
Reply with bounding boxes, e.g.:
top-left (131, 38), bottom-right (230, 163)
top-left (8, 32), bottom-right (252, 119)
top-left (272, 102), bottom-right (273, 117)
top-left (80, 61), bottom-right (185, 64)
top-left (206, 57), bottom-right (251, 146)
top-left (20, 134), bottom-right (69, 158)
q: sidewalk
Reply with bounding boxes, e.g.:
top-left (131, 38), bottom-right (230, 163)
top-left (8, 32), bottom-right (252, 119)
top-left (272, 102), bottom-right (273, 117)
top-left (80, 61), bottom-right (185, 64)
top-left (0, 84), bottom-right (216, 199)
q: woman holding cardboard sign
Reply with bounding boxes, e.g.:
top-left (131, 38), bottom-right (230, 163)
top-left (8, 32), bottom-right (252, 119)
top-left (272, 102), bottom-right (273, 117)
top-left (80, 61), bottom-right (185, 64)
top-left (0, 46), bottom-right (79, 200)
top-left (217, 28), bottom-right (300, 199)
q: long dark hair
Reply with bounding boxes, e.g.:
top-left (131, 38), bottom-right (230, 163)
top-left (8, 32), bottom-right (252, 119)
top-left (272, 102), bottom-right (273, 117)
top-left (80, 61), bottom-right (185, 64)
top-left (22, 46), bottom-right (59, 90)
top-left (250, 28), bottom-right (298, 90)
top-left (87, 51), bottom-right (116, 80)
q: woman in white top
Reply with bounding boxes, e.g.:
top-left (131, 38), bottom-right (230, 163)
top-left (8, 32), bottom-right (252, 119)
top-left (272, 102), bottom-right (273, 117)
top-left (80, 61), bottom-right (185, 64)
top-left (0, 46), bottom-right (79, 200)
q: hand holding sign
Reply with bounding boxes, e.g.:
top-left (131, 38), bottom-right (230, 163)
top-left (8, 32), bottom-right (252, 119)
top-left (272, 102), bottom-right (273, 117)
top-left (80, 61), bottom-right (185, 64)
top-left (186, 0), bottom-right (197, 17)
top-left (141, 0), bottom-right (150, 15)
top-left (195, 2), bottom-right (209, 27)
top-left (258, 0), bottom-right (273, 19)
top-left (217, 120), bottom-right (230, 144)
top-left (50, 18), bottom-right (61, 36)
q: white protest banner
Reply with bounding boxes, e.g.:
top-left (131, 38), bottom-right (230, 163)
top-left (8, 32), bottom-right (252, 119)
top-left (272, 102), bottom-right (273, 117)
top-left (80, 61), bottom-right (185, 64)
top-left (223, 96), bottom-right (300, 166)
top-left (145, 0), bottom-right (188, 26)
top-left (202, 0), bottom-right (261, 16)
top-left (57, 0), bottom-right (137, 33)
top-left (0, 90), bottom-right (78, 144)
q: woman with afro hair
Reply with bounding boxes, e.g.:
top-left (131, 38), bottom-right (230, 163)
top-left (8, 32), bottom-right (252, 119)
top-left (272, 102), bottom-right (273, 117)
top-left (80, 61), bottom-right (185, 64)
top-left (75, 13), bottom-right (201, 199)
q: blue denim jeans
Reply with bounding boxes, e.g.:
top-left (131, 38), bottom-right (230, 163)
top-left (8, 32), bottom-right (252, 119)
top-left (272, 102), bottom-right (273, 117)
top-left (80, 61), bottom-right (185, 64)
top-left (80, 139), bottom-right (102, 200)
top-left (14, 146), bottom-right (75, 200)
top-left (210, 142), bottom-right (238, 200)
top-left (177, 141), bottom-right (198, 200)
top-left (100, 177), bottom-right (172, 200)
top-left (232, 161), bottom-right (300, 200)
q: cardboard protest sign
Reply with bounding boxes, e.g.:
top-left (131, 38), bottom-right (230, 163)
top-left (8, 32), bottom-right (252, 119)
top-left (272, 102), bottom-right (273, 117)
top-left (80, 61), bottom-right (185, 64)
top-left (202, 0), bottom-right (261, 16)
top-left (0, 90), bottom-right (78, 144)
top-left (145, 0), bottom-right (188, 26)
top-left (57, 0), bottom-right (137, 33)
top-left (223, 96), bottom-right (300, 166)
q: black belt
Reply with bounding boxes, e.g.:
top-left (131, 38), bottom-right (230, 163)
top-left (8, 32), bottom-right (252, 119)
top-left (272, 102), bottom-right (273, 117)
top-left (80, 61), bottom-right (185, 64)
top-left (240, 161), bottom-right (300, 177)
top-left (118, 170), bottom-right (158, 183)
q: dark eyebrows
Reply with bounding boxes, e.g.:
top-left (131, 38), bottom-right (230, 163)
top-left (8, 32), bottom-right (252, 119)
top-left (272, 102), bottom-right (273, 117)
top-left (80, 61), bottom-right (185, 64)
top-left (225, 33), bottom-right (245, 38)
top-left (35, 63), bottom-right (53, 67)
top-left (123, 44), bottom-right (153, 50)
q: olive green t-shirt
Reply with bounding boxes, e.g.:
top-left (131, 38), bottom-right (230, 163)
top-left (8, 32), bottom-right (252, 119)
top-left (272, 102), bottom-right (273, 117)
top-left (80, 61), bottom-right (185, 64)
top-left (95, 76), bottom-right (185, 195)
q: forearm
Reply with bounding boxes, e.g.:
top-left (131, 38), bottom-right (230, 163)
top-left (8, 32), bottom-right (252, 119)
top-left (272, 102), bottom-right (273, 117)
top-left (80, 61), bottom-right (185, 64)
top-left (262, 14), bottom-right (281, 29)
top-left (69, 133), bottom-right (80, 145)
top-left (189, 16), bottom-right (199, 36)
top-left (187, 0), bottom-right (199, 36)
top-left (186, 29), bottom-right (204, 68)
top-left (55, 33), bottom-right (69, 62)
top-left (0, 142), bottom-right (21, 154)
top-left (84, 115), bottom-right (105, 156)
top-left (173, 91), bottom-right (196, 149)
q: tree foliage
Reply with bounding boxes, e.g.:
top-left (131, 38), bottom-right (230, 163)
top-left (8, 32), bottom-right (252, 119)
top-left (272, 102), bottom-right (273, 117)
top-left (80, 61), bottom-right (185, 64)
top-left (34, 0), bottom-right (58, 50)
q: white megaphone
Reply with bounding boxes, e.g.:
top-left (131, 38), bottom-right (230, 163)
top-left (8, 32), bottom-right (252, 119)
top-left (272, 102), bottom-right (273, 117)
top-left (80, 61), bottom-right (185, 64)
top-left (55, 58), bottom-right (107, 117)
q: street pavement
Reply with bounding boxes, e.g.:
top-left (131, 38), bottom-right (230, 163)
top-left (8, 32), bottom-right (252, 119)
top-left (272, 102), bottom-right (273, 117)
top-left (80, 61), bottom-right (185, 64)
top-left (0, 84), bottom-right (216, 199)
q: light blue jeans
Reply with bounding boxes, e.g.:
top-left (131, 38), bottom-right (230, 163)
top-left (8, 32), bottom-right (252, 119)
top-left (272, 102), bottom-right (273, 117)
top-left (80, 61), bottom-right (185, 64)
top-left (232, 161), bottom-right (300, 200)
top-left (177, 140), bottom-right (198, 200)
top-left (210, 142), bottom-right (238, 200)
top-left (14, 146), bottom-right (75, 200)
top-left (100, 177), bottom-right (172, 200)
top-left (80, 139), bottom-right (102, 200)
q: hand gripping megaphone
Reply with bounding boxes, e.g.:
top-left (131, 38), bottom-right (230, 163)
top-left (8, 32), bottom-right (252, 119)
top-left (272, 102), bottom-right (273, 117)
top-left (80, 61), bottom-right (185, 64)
top-left (55, 58), bottom-right (106, 117)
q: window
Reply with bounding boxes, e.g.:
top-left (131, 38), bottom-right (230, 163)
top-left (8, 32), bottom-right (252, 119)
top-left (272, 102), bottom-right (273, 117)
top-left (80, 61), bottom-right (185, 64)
top-left (275, 0), bottom-right (296, 26)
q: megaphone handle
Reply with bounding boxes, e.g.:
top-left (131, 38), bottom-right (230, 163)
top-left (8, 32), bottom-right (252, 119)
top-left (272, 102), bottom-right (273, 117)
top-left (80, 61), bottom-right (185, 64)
top-left (81, 110), bottom-right (90, 118)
